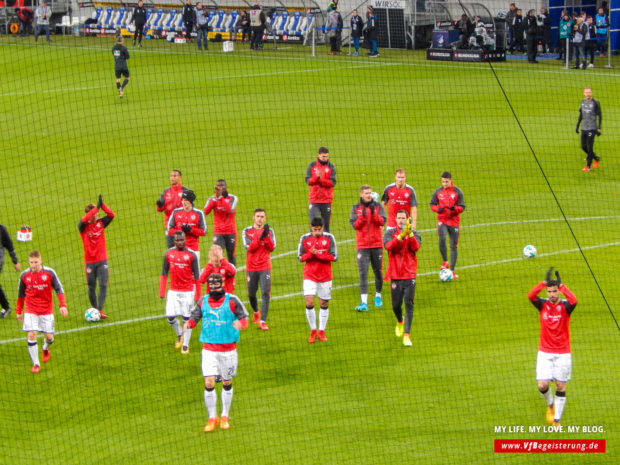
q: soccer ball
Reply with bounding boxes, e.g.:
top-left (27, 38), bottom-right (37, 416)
top-left (439, 268), bottom-right (454, 282)
top-left (523, 245), bottom-right (537, 259)
top-left (371, 191), bottom-right (380, 203)
top-left (85, 308), bottom-right (101, 323)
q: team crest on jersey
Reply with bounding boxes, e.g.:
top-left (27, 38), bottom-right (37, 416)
top-left (404, 193), bottom-right (409, 198)
top-left (184, 254), bottom-right (191, 261)
top-left (451, 194), bottom-right (456, 199)
top-left (42, 275), bottom-right (47, 281)
top-left (191, 215), bottom-right (196, 221)
top-left (321, 240), bottom-right (327, 246)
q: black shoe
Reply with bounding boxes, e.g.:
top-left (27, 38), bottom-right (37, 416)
top-left (0, 308), bottom-right (12, 319)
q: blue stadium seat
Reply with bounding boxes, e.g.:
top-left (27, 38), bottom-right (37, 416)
top-left (286, 11), bottom-right (301, 35)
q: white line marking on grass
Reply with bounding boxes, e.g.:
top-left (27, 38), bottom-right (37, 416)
top-left (1, 239), bottom-right (617, 345)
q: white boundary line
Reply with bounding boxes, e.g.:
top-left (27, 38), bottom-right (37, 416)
top-left (1, 238), bottom-right (617, 346)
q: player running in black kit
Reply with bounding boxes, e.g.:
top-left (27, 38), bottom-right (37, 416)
top-left (112, 36), bottom-right (130, 98)
top-left (132, 0), bottom-right (147, 47)
top-left (576, 87), bottom-right (602, 172)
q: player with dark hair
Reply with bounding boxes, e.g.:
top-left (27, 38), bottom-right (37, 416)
top-left (132, 0), bottom-right (147, 47)
top-left (350, 185), bottom-right (385, 311)
top-left (200, 244), bottom-right (236, 294)
top-left (528, 268), bottom-right (577, 426)
top-left (381, 168), bottom-right (417, 229)
top-left (168, 190), bottom-right (207, 262)
top-left (242, 208), bottom-right (276, 330)
top-left (184, 273), bottom-right (249, 432)
top-left (383, 211), bottom-right (421, 347)
top-left (78, 195), bottom-right (115, 320)
top-left (203, 179), bottom-right (238, 266)
top-left (16, 251), bottom-right (68, 373)
top-left (305, 147), bottom-right (337, 232)
top-left (576, 87), bottom-right (602, 172)
top-left (157, 169), bottom-right (191, 249)
top-left (298, 217), bottom-right (337, 342)
top-left (160, 231), bottom-right (201, 354)
top-left (429, 172), bottom-right (465, 278)
top-left (0, 224), bottom-right (21, 319)
top-left (112, 36), bottom-right (130, 98)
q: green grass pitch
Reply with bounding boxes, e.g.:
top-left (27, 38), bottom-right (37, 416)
top-left (1, 36), bottom-right (619, 464)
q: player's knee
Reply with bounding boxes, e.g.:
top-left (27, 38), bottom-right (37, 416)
top-left (167, 317), bottom-right (176, 325)
top-left (537, 380), bottom-right (550, 391)
top-left (222, 381), bottom-right (232, 389)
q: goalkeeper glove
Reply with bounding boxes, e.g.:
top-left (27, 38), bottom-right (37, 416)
top-left (261, 224), bottom-right (270, 240)
top-left (555, 270), bottom-right (562, 287)
top-left (545, 267), bottom-right (554, 285)
top-left (222, 190), bottom-right (229, 198)
top-left (97, 194), bottom-right (103, 209)
top-left (156, 198), bottom-right (165, 208)
top-left (437, 207), bottom-right (445, 213)
top-left (449, 204), bottom-right (456, 211)
top-left (181, 224), bottom-right (192, 233)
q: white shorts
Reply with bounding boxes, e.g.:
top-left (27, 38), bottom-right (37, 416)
top-left (22, 313), bottom-right (55, 334)
top-left (536, 351), bottom-right (572, 382)
top-left (303, 279), bottom-right (332, 301)
top-left (201, 349), bottom-right (238, 380)
top-left (165, 290), bottom-right (195, 318)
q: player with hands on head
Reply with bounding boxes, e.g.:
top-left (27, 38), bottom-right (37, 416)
top-left (184, 273), bottom-right (249, 432)
top-left (350, 185), bottom-right (386, 311)
top-left (528, 267), bottom-right (577, 427)
top-left (160, 231), bottom-right (201, 354)
top-left (429, 171), bottom-right (465, 278)
top-left (16, 251), bottom-right (68, 373)
top-left (242, 209), bottom-right (276, 330)
top-left (203, 179), bottom-right (239, 266)
top-left (298, 217), bottom-right (337, 342)
top-left (78, 194), bottom-right (115, 319)
top-left (383, 211), bottom-right (421, 347)
top-left (200, 244), bottom-right (236, 294)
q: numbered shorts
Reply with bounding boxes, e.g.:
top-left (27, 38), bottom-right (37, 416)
top-left (303, 279), bottom-right (332, 301)
top-left (536, 351), bottom-right (572, 382)
top-left (165, 290), bottom-right (194, 318)
top-left (22, 313), bottom-right (55, 334)
top-left (202, 349), bottom-right (238, 381)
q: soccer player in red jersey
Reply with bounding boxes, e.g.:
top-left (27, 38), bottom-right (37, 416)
top-left (168, 190), bottom-right (206, 262)
top-left (78, 194), bottom-right (114, 320)
top-left (203, 179), bottom-right (238, 266)
top-left (184, 273), bottom-right (249, 432)
top-left (242, 208), bottom-right (276, 330)
top-left (157, 169), bottom-right (191, 249)
top-left (381, 168), bottom-right (418, 229)
top-left (160, 231), bottom-right (201, 354)
top-left (298, 217), bottom-right (337, 342)
top-left (350, 185), bottom-right (385, 311)
top-left (305, 147), bottom-right (337, 232)
top-left (383, 210), bottom-right (421, 347)
top-left (528, 267), bottom-right (577, 427)
top-left (16, 251), bottom-right (68, 373)
top-left (429, 171), bottom-right (465, 278)
top-left (200, 244), bottom-right (237, 294)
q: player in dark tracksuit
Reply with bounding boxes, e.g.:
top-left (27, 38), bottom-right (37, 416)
top-left (0, 224), bottom-right (20, 318)
top-left (132, 0), bottom-right (147, 47)
top-left (112, 36), bottom-right (130, 98)
top-left (183, 0), bottom-right (196, 40)
top-left (576, 87), bottom-right (602, 171)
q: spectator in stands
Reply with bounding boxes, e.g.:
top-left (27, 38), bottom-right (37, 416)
top-left (183, 0), bottom-right (196, 41)
top-left (506, 3), bottom-right (516, 50)
top-left (34, 1), bottom-right (52, 43)
top-left (572, 16), bottom-right (587, 69)
top-left (195, 3), bottom-right (209, 51)
top-left (327, 0), bottom-right (339, 13)
top-left (525, 9), bottom-right (538, 63)
top-left (16, 7), bottom-right (34, 36)
top-left (585, 16), bottom-right (597, 68)
top-left (365, 6), bottom-right (378, 57)
top-left (326, 4), bottom-right (343, 55)
top-left (558, 12), bottom-right (573, 61)
top-left (595, 8), bottom-right (609, 57)
top-left (237, 10), bottom-right (251, 42)
top-left (132, 0), bottom-right (147, 47)
top-left (510, 9), bottom-right (524, 53)
top-left (249, 4), bottom-right (266, 50)
top-left (350, 9), bottom-right (363, 56)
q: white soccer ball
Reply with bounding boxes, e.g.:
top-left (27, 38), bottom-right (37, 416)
top-left (85, 308), bottom-right (101, 322)
top-left (371, 191), bottom-right (380, 203)
top-left (523, 245), bottom-right (537, 259)
top-left (439, 268), bottom-right (454, 282)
